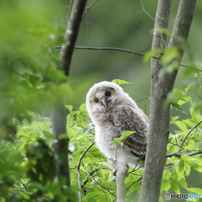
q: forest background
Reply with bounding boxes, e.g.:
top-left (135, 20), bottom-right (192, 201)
top-left (0, 0), bottom-right (202, 202)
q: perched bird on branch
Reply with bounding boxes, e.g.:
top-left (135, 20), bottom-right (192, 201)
top-left (86, 81), bottom-right (149, 202)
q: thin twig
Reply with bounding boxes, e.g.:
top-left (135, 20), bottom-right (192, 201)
top-left (82, 167), bottom-right (100, 187)
top-left (76, 142), bottom-right (95, 201)
top-left (179, 120), bottom-right (202, 151)
top-left (77, 142), bottom-right (95, 170)
top-left (55, 45), bottom-right (146, 57)
top-left (136, 96), bottom-right (150, 102)
top-left (134, 19), bottom-right (154, 37)
top-left (166, 150), bottom-right (202, 158)
top-left (20, 180), bottom-right (27, 189)
top-left (185, 151), bottom-right (202, 156)
top-left (82, 0), bottom-right (99, 18)
top-left (92, 176), bottom-right (116, 197)
top-left (139, 0), bottom-right (154, 21)
top-left (126, 176), bottom-right (143, 191)
top-left (55, 45), bottom-right (198, 70)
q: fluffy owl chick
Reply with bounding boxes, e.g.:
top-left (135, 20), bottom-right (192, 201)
top-left (86, 81), bottom-right (149, 168)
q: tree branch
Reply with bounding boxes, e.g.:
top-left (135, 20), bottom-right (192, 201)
top-left (135, 96), bottom-right (150, 102)
top-left (179, 120), bottom-right (202, 151)
top-left (76, 142), bottom-right (95, 202)
top-left (60, 0), bottom-right (88, 76)
top-left (77, 142), bottom-right (95, 171)
top-left (82, 0), bottom-right (99, 18)
top-left (126, 176), bottom-right (142, 191)
top-left (139, 0), bottom-right (154, 21)
top-left (166, 150), bottom-right (202, 158)
top-left (55, 45), bottom-right (202, 71)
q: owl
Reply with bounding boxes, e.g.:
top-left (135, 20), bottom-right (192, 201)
top-left (86, 81), bottom-right (149, 168)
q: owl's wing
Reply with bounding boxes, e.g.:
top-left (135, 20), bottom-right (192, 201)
top-left (110, 105), bottom-right (149, 160)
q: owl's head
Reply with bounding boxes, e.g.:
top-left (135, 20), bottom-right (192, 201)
top-left (86, 81), bottom-right (126, 115)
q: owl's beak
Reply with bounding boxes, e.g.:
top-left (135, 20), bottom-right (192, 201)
top-left (100, 99), bottom-right (109, 108)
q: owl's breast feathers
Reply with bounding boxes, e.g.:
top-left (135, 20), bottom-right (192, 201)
top-left (108, 104), bottom-right (149, 160)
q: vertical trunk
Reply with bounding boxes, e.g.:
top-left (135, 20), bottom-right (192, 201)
top-left (51, 0), bottom-right (87, 201)
top-left (138, 1), bottom-right (196, 202)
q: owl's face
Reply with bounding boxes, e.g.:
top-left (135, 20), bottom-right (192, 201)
top-left (86, 81), bottom-right (124, 114)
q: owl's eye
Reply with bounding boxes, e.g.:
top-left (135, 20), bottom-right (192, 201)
top-left (105, 91), bottom-right (111, 97)
top-left (94, 97), bottom-right (99, 103)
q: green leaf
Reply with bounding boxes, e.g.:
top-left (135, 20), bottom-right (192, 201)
top-left (161, 179), bottom-right (171, 192)
top-left (112, 131), bottom-right (134, 145)
top-left (144, 48), bottom-right (164, 63)
top-left (176, 160), bottom-right (185, 181)
top-left (184, 162), bottom-right (191, 176)
top-left (83, 127), bottom-right (92, 135)
top-left (161, 47), bottom-right (180, 66)
top-left (66, 105), bottom-right (73, 112)
top-left (181, 156), bottom-right (202, 172)
top-left (84, 192), bottom-right (99, 200)
top-left (111, 79), bottom-right (131, 85)
top-left (190, 103), bottom-right (201, 122)
top-left (178, 178), bottom-right (187, 189)
top-left (175, 121), bottom-right (187, 131)
top-left (156, 28), bottom-right (172, 35)
top-left (170, 180), bottom-right (180, 194)
top-left (183, 119), bottom-right (195, 128)
top-left (188, 188), bottom-right (202, 195)
top-left (185, 85), bottom-right (191, 93)
top-left (171, 102), bottom-right (185, 113)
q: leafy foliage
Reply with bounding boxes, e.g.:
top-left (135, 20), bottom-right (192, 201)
top-left (0, 1), bottom-right (202, 202)
top-left (160, 86), bottom-right (202, 201)
top-left (1, 84), bottom-right (201, 201)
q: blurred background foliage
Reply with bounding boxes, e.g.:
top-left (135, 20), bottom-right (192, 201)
top-left (0, 0), bottom-right (202, 201)
top-left (1, 0), bottom-right (201, 115)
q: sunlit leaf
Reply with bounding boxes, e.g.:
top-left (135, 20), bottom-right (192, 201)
top-left (161, 47), bottom-right (180, 66)
top-left (144, 48), bottom-right (164, 63)
top-left (175, 121), bottom-right (187, 131)
top-left (156, 28), bottom-right (172, 35)
top-left (112, 131), bottom-right (134, 145)
top-left (111, 79), bottom-right (132, 85)
top-left (171, 102), bottom-right (185, 113)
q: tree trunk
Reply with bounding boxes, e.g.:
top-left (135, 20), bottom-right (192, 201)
top-left (51, 0), bottom-right (87, 201)
top-left (138, 1), bottom-right (196, 202)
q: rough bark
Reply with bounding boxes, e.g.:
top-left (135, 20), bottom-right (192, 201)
top-left (60, 0), bottom-right (87, 75)
top-left (51, 0), bottom-right (87, 201)
top-left (138, 1), bottom-right (196, 202)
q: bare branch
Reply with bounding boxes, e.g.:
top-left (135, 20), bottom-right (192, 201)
top-left (166, 150), bottom-right (202, 158)
top-left (185, 151), bottom-right (202, 156)
top-left (82, 0), bottom-right (99, 18)
top-left (126, 176), bottom-right (142, 191)
top-left (92, 176), bottom-right (116, 197)
top-left (55, 46), bottom-right (202, 71)
top-left (77, 142), bottom-right (95, 170)
top-left (80, 167), bottom-right (102, 196)
top-left (135, 96), bottom-right (150, 102)
top-left (76, 142), bottom-right (95, 201)
top-left (139, 0), bottom-right (154, 21)
top-left (179, 120), bottom-right (202, 151)
top-left (55, 45), bottom-right (146, 57)
top-left (60, 0), bottom-right (87, 76)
